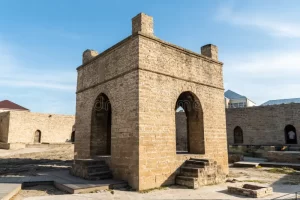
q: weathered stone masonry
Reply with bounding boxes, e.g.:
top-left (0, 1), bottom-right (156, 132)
top-left (0, 111), bottom-right (75, 149)
top-left (73, 13), bottom-right (228, 190)
top-left (226, 103), bottom-right (300, 146)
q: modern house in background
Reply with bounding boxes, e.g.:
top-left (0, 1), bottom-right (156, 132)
top-left (261, 98), bottom-right (300, 106)
top-left (224, 90), bottom-right (256, 108)
top-left (0, 100), bottom-right (30, 112)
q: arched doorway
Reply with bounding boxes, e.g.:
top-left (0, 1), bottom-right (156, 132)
top-left (233, 126), bottom-right (243, 144)
top-left (34, 130), bottom-right (41, 143)
top-left (285, 125), bottom-right (297, 144)
top-left (71, 131), bottom-right (75, 143)
top-left (90, 93), bottom-right (112, 156)
top-left (175, 91), bottom-right (204, 154)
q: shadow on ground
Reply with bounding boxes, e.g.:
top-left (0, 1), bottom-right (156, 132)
top-left (0, 158), bottom-right (72, 176)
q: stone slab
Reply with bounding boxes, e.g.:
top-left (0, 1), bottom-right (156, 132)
top-left (233, 162), bottom-right (259, 168)
top-left (259, 161), bottom-right (300, 170)
top-left (0, 169), bottom-right (127, 197)
top-left (0, 183), bottom-right (21, 200)
top-left (234, 160), bottom-right (300, 170)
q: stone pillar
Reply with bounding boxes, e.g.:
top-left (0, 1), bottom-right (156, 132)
top-left (132, 13), bottom-right (154, 36)
top-left (201, 44), bottom-right (218, 61)
top-left (82, 49), bottom-right (99, 64)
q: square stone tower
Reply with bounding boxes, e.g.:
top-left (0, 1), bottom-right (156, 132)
top-left (72, 12), bottom-right (228, 190)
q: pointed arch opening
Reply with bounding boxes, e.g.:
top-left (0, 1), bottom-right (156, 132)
top-left (175, 91), bottom-right (205, 154)
top-left (90, 93), bottom-right (112, 156)
top-left (285, 124), bottom-right (297, 144)
top-left (233, 126), bottom-right (243, 144)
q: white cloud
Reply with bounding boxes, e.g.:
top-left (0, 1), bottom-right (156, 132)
top-left (224, 49), bottom-right (300, 104)
top-left (0, 38), bottom-right (76, 114)
top-left (0, 39), bottom-right (76, 91)
top-left (217, 5), bottom-right (300, 38)
top-left (225, 50), bottom-right (300, 77)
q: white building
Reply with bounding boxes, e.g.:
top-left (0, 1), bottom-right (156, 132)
top-left (224, 90), bottom-right (256, 108)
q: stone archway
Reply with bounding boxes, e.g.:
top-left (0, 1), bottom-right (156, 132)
top-left (175, 91), bottom-right (205, 154)
top-left (90, 93), bottom-right (112, 156)
top-left (71, 131), bottom-right (75, 143)
top-left (285, 124), bottom-right (297, 144)
top-left (233, 126), bottom-right (243, 144)
top-left (34, 130), bottom-right (41, 143)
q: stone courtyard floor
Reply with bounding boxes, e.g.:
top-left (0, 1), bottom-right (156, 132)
top-left (6, 167), bottom-right (300, 199)
top-left (1, 147), bottom-right (300, 199)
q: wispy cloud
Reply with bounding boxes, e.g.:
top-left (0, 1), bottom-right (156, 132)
top-left (0, 39), bottom-right (76, 91)
top-left (225, 50), bottom-right (300, 77)
top-left (217, 4), bottom-right (300, 38)
top-left (0, 38), bottom-right (76, 114)
top-left (224, 49), bottom-right (300, 104)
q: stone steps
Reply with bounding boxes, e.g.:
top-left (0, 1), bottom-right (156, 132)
top-left (184, 160), bottom-right (208, 168)
top-left (176, 158), bottom-right (226, 189)
top-left (176, 176), bottom-right (198, 189)
top-left (71, 159), bottom-right (113, 181)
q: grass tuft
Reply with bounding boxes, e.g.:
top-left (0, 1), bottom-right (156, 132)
top-left (266, 167), bottom-right (296, 174)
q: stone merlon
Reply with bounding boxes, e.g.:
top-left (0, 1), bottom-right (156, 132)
top-left (132, 13), bottom-right (154, 36)
top-left (82, 49), bottom-right (99, 64)
top-left (201, 44), bottom-right (218, 61)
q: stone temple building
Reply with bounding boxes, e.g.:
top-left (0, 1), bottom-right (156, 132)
top-left (0, 100), bottom-right (75, 149)
top-left (71, 13), bottom-right (228, 190)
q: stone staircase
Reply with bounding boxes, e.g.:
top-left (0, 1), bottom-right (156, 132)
top-left (70, 159), bottom-right (113, 180)
top-left (176, 158), bottom-right (226, 189)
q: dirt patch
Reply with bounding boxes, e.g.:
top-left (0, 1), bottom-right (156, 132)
top-left (11, 185), bottom-right (67, 200)
top-left (0, 146), bottom-right (74, 176)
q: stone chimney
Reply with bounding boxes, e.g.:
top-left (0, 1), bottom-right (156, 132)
top-left (201, 44), bottom-right (218, 61)
top-left (82, 49), bottom-right (98, 64)
top-left (132, 13), bottom-right (154, 36)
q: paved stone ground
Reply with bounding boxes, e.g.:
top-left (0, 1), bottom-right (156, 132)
top-left (20, 184), bottom-right (299, 200)
top-left (1, 147), bottom-right (299, 199)
top-left (11, 185), bottom-right (66, 200)
top-left (4, 167), bottom-right (300, 199)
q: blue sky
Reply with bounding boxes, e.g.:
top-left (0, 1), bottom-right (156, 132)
top-left (1, 0), bottom-right (300, 114)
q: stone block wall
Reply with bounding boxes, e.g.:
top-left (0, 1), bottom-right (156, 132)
top-left (138, 33), bottom-right (228, 190)
top-left (7, 111), bottom-right (75, 144)
top-left (266, 151), bottom-right (300, 163)
top-left (0, 112), bottom-right (10, 143)
top-left (226, 103), bottom-right (300, 145)
top-left (75, 36), bottom-right (139, 188)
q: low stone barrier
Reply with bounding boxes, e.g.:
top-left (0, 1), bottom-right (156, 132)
top-left (267, 151), bottom-right (300, 163)
top-left (228, 184), bottom-right (273, 198)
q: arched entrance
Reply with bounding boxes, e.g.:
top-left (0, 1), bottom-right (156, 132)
top-left (71, 131), bottom-right (75, 143)
top-left (175, 91), bottom-right (205, 154)
top-left (233, 126), bottom-right (243, 144)
top-left (285, 125), bottom-right (297, 144)
top-left (90, 93), bottom-right (112, 156)
top-left (34, 130), bottom-right (41, 143)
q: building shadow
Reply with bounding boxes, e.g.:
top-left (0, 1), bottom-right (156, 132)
top-left (0, 157), bottom-right (72, 176)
